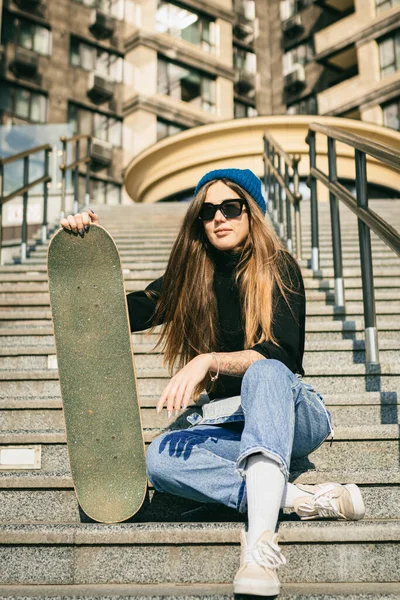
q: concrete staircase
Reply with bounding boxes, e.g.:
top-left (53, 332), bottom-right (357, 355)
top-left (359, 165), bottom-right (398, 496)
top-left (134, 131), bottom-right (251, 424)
top-left (0, 199), bottom-right (400, 599)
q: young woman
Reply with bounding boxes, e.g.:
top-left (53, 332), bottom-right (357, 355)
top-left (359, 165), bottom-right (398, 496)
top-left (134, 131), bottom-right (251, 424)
top-left (61, 168), bottom-right (365, 596)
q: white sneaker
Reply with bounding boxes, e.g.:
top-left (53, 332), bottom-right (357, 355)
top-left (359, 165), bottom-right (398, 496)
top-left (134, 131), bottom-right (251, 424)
top-left (294, 482), bottom-right (365, 520)
top-left (233, 529), bottom-right (286, 596)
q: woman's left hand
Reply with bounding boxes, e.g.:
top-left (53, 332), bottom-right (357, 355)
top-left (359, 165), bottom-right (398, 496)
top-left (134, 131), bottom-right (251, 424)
top-left (156, 354), bottom-right (213, 417)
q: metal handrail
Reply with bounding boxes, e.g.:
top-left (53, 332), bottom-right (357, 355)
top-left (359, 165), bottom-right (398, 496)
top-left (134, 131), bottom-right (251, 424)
top-left (0, 143), bottom-right (52, 166)
top-left (306, 122), bottom-right (400, 367)
top-left (59, 134), bottom-right (92, 217)
top-left (309, 123), bottom-right (400, 171)
top-left (263, 131), bottom-right (302, 257)
top-left (0, 144), bottom-right (52, 265)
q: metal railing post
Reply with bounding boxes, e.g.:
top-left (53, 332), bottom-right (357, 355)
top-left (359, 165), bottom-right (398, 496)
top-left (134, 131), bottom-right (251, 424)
top-left (0, 163), bottom-right (3, 266)
top-left (292, 154), bottom-right (302, 261)
top-left (42, 148), bottom-right (50, 244)
top-left (85, 137), bottom-right (91, 207)
top-left (21, 156), bottom-right (29, 263)
top-left (327, 137), bottom-right (345, 308)
top-left (277, 155), bottom-right (284, 239)
top-left (262, 136), bottom-right (268, 210)
top-left (74, 140), bottom-right (80, 214)
top-left (284, 163), bottom-right (292, 253)
top-left (271, 147), bottom-right (277, 223)
top-left (307, 130), bottom-right (320, 272)
top-left (355, 148), bottom-right (379, 365)
top-left (61, 138), bottom-right (67, 219)
top-left (267, 140), bottom-right (273, 214)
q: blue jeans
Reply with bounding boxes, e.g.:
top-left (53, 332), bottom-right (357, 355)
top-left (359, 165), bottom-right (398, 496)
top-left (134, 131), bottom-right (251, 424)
top-left (146, 359), bottom-right (333, 513)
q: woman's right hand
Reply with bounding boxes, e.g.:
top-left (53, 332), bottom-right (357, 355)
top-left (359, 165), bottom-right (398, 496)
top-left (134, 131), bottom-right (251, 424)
top-left (60, 208), bottom-right (99, 236)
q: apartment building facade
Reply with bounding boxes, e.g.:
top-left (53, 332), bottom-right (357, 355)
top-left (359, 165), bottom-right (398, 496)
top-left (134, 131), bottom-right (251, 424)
top-left (0, 0), bottom-right (259, 204)
top-left (256, 0), bottom-right (400, 129)
top-left (0, 0), bottom-right (398, 205)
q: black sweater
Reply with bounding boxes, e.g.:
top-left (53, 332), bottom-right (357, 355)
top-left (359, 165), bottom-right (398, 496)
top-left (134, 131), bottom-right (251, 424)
top-left (126, 250), bottom-right (306, 399)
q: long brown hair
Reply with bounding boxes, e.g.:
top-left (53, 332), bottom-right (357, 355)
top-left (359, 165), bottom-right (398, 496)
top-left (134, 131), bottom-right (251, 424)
top-left (147, 178), bottom-right (303, 399)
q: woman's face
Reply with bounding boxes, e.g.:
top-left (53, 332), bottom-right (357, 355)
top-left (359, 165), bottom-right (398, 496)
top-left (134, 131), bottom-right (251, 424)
top-left (202, 181), bottom-right (250, 252)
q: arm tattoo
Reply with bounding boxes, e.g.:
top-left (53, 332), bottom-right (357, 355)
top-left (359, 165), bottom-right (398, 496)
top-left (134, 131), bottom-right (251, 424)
top-left (212, 350), bottom-right (265, 378)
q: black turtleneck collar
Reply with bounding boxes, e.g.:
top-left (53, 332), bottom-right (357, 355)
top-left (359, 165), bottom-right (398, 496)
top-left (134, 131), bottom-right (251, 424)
top-left (208, 244), bottom-right (242, 277)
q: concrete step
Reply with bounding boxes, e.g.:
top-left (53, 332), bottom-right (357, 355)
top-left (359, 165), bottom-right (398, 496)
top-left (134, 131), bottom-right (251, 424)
top-left (0, 430), bottom-right (399, 479)
top-left (0, 521), bottom-right (399, 585)
top-left (1, 390), bottom-right (399, 408)
top-left (0, 582), bottom-right (399, 600)
top-left (3, 286), bottom-right (400, 305)
top-left (0, 336), bottom-right (399, 355)
top-left (1, 398), bottom-right (400, 429)
top-left (2, 278), bottom-right (400, 302)
top-left (1, 297), bottom-right (400, 319)
top-left (0, 483), bottom-right (399, 523)
top-left (2, 275), bottom-right (400, 292)
top-left (1, 347), bottom-right (400, 371)
top-left (28, 241), bottom-right (400, 257)
top-left (3, 261), bottom-right (400, 280)
top-left (0, 370), bottom-right (399, 396)
top-left (1, 318), bottom-right (399, 337)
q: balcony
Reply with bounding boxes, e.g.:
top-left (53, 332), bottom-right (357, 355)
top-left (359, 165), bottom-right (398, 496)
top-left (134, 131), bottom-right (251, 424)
top-left (91, 138), bottom-right (113, 167)
top-left (233, 13), bottom-right (255, 41)
top-left (87, 72), bottom-right (115, 104)
top-left (89, 10), bottom-right (116, 40)
top-left (283, 63), bottom-right (306, 93)
top-left (282, 14), bottom-right (304, 38)
top-left (11, 47), bottom-right (39, 77)
top-left (314, 10), bottom-right (368, 59)
top-left (234, 69), bottom-right (256, 95)
top-left (317, 73), bottom-right (360, 114)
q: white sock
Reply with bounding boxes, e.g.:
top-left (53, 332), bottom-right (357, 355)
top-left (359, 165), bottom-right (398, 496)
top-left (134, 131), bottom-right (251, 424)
top-left (245, 453), bottom-right (286, 549)
top-left (280, 482), bottom-right (314, 509)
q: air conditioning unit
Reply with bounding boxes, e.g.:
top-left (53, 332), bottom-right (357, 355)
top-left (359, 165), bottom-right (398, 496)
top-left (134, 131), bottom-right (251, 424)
top-left (233, 13), bottom-right (254, 41)
top-left (90, 138), bottom-right (113, 167)
top-left (11, 47), bottom-right (39, 77)
top-left (87, 72), bottom-right (115, 103)
top-left (282, 13), bottom-right (304, 36)
top-left (234, 69), bottom-right (256, 95)
top-left (89, 9), bottom-right (116, 39)
top-left (284, 63), bottom-right (306, 93)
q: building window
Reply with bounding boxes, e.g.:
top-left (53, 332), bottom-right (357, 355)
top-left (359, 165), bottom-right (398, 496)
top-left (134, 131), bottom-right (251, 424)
top-left (283, 39), bottom-right (314, 74)
top-left (287, 94), bottom-right (317, 114)
top-left (157, 57), bottom-right (216, 113)
top-left (1, 14), bottom-right (51, 56)
top-left (376, 0), bottom-right (400, 15)
top-left (0, 82), bottom-right (47, 122)
top-left (73, 0), bottom-right (124, 19)
top-left (70, 37), bottom-right (124, 82)
top-left (92, 179), bottom-right (121, 204)
top-left (234, 101), bottom-right (257, 118)
top-left (379, 30), bottom-right (400, 77)
top-left (280, 0), bottom-right (314, 20)
top-left (156, 118), bottom-right (186, 141)
top-left (233, 0), bottom-right (255, 20)
top-left (156, 1), bottom-right (216, 53)
top-left (68, 103), bottom-right (122, 146)
top-left (233, 46), bottom-right (257, 73)
top-left (382, 97), bottom-right (400, 130)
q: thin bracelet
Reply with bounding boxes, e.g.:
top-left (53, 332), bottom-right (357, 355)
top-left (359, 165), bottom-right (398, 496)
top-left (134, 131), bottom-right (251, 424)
top-left (209, 352), bottom-right (220, 382)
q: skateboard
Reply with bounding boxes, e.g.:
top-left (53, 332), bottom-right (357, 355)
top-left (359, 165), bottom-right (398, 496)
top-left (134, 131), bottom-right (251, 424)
top-left (47, 223), bottom-right (147, 523)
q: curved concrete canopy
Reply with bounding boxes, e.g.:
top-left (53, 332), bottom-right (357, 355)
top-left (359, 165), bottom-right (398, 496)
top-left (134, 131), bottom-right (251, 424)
top-left (124, 115), bottom-right (400, 204)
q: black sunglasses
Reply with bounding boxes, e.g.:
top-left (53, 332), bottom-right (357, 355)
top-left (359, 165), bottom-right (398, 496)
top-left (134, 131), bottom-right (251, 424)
top-left (198, 199), bottom-right (246, 221)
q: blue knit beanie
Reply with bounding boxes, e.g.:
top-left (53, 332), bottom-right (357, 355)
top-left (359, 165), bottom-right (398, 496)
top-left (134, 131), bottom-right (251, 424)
top-left (193, 168), bottom-right (266, 215)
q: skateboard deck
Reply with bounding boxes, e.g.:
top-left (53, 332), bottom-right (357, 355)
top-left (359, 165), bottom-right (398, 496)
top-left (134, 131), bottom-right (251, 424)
top-left (47, 223), bottom-right (147, 523)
